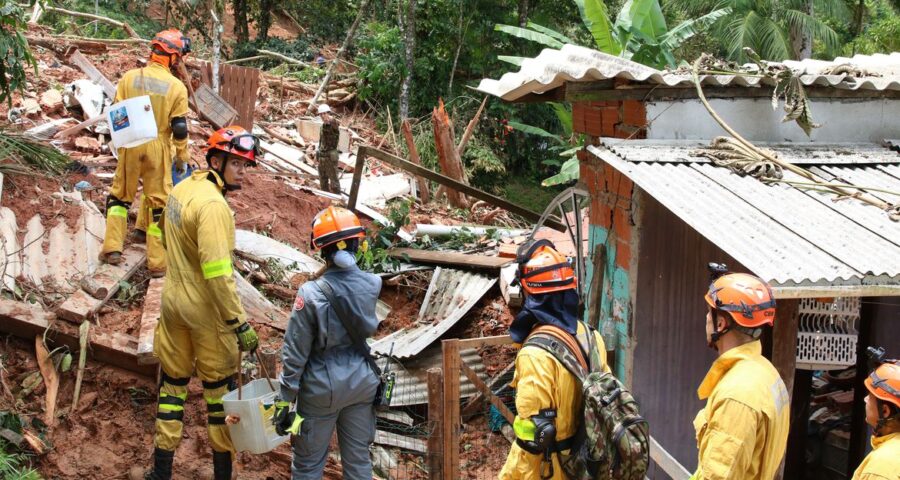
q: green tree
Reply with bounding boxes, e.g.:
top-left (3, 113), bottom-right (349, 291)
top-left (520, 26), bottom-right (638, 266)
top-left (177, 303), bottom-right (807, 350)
top-left (670, 0), bottom-right (852, 61)
top-left (0, 0), bottom-right (37, 108)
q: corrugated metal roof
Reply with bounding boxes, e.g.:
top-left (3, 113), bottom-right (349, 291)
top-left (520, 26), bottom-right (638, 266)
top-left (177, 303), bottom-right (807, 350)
top-left (587, 143), bottom-right (900, 289)
top-left (476, 44), bottom-right (900, 101)
top-left (371, 267), bottom-right (496, 358)
top-left (376, 347), bottom-right (489, 407)
top-left (604, 140), bottom-right (900, 165)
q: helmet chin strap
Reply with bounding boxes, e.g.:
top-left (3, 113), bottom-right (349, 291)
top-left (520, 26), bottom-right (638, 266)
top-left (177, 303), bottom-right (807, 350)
top-left (214, 157), bottom-right (242, 191)
top-left (708, 324), bottom-right (730, 350)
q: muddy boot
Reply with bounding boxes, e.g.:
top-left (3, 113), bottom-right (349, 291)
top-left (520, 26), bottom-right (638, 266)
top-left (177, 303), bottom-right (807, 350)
top-left (100, 251), bottom-right (122, 265)
top-left (148, 269), bottom-right (166, 279)
top-left (131, 229), bottom-right (147, 244)
top-left (212, 451), bottom-right (232, 480)
top-left (143, 448), bottom-right (174, 480)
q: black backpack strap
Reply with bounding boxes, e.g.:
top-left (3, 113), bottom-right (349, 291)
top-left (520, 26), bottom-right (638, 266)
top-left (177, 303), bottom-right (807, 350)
top-left (315, 278), bottom-right (382, 376)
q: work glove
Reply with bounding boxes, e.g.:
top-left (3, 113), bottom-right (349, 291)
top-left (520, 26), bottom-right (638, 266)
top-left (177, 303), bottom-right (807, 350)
top-left (271, 399), bottom-right (302, 436)
top-left (234, 322), bottom-right (259, 352)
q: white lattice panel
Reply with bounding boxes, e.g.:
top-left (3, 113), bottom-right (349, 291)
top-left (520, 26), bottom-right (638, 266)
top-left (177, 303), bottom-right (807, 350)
top-left (796, 297), bottom-right (859, 370)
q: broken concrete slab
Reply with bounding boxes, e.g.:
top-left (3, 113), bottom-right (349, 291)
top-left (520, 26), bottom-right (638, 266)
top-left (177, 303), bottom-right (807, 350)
top-left (74, 136), bottom-right (102, 153)
top-left (339, 173), bottom-right (411, 209)
top-left (294, 118), bottom-right (350, 152)
top-left (21, 98), bottom-right (40, 117)
top-left (136, 277), bottom-right (164, 365)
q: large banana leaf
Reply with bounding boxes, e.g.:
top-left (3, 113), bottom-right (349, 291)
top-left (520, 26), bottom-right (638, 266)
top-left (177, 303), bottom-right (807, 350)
top-left (660, 8), bottom-right (731, 50)
top-left (574, 0), bottom-right (621, 55)
top-left (507, 121), bottom-right (567, 145)
top-left (549, 102), bottom-right (573, 135)
top-left (525, 22), bottom-right (575, 45)
top-left (616, 0), bottom-right (668, 41)
top-left (497, 55), bottom-right (528, 66)
top-left (494, 24), bottom-right (565, 48)
top-left (542, 155), bottom-right (580, 186)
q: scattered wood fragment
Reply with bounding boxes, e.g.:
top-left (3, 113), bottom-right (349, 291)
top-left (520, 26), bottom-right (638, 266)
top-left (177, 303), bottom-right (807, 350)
top-left (309, 0), bottom-right (372, 108)
top-left (389, 248), bottom-right (512, 270)
top-left (136, 278), bottom-right (164, 365)
top-left (56, 246), bottom-right (146, 323)
top-left (460, 359), bottom-right (514, 424)
top-left (457, 96), bottom-right (488, 157)
top-left (68, 49), bottom-right (116, 99)
top-left (401, 119), bottom-right (429, 202)
top-left (71, 321), bottom-right (90, 411)
top-left (462, 359), bottom-right (515, 418)
top-left (54, 114), bottom-right (106, 140)
top-left (499, 263), bottom-right (522, 307)
top-left (260, 283), bottom-right (296, 302)
top-left (34, 337), bottom-right (59, 427)
top-left (24, 35), bottom-right (108, 55)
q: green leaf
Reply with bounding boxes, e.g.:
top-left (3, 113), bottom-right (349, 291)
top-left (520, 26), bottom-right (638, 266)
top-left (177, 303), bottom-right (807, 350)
top-left (549, 102), bottom-right (573, 135)
top-left (493, 24), bottom-right (564, 48)
top-left (573, 0), bottom-right (621, 55)
top-left (525, 22), bottom-right (575, 45)
top-left (542, 156), bottom-right (581, 186)
top-left (507, 121), bottom-right (567, 145)
top-left (616, 0), bottom-right (668, 40)
top-left (497, 55), bottom-right (527, 66)
top-left (660, 8), bottom-right (731, 50)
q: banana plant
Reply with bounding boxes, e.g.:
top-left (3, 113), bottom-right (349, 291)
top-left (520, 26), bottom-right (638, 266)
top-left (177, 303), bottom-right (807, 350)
top-left (507, 103), bottom-right (583, 187)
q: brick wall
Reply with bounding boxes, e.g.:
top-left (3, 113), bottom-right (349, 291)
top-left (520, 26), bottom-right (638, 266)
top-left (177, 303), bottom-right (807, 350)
top-left (572, 100), bottom-right (647, 139)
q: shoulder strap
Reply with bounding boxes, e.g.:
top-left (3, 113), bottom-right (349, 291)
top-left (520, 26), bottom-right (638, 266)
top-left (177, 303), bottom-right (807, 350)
top-left (526, 325), bottom-right (589, 382)
top-left (315, 278), bottom-right (382, 375)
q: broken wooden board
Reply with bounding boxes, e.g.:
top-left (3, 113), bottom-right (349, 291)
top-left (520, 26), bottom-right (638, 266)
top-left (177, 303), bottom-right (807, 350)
top-left (56, 245), bottom-right (146, 323)
top-left (376, 410), bottom-right (415, 427)
top-left (136, 277), bottom-right (164, 365)
top-left (68, 49), bottom-right (116, 99)
top-left (193, 83), bottom-right (238, 129)
top-left (259, 140), bottom-right (319, 176)
top-left (0, 298), bottom-right (153, 377)
top-left (234, 272), bottom-right (288, 331)
top-left (389, 248), bottom-right (512, 270)
top-left (499, 263), bottom-right (522, 308)
top-left (34, 336), bottom-right (60, 427)
top-left (375, 430), bottom-right (426, 454)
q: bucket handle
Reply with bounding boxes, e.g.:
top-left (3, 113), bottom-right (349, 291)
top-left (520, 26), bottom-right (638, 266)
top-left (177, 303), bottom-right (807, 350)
top-left (235, 349), bottom-right (277, 401)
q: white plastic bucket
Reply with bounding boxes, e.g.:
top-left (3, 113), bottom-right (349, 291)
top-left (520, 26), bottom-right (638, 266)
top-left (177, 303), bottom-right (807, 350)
top-left (222, 378), bottom-right (289, 454)
top-left (107, 95), bottom-right (158, 149)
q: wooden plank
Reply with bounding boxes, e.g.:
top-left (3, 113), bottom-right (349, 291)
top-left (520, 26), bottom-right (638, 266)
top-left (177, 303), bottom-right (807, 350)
top-left (456, 335), bottom-right (513, 349)
top-left (649, 435), bottom-right (691, 480)
top-left (376, 409), bottom-right (415, 427)
top-left (68, 49), bottom-right (116, 99)
top-left (35, 336), bottom-right (60, 427)
top-left (136, 277), bottom-right (164, 365)
top-left (462, 359), bottom-right (515, 419)
top-left (193, 83), bottom-right (238, 129)
top-left (56, 246), bottom-right (146, 323)
top-left (427, 367), bottom-right (443, 480)
top-left (347, 148), bottom-right (368, 213)
top-left (389, 248), bottom-right (512, 270)
top-left (772, 299), bottom-right (800, 393)
top-left (441, 339), bottom-right (460, 480)
top-left (360, 146), bottom-right (566, 231)
top-left (460, 360), bottom-right (514, 425)
top-left (0, 298), bottom-right (154, 377)
top-left (375, 430), bottom-right (426, 454)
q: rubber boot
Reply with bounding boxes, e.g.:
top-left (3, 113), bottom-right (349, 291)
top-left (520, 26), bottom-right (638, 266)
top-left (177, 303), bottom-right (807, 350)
top-left (212, 451), bottom-right (232, 480)
top-left (132, 229), bottom-right (147, 244)
top-left (145, 448), bottom-right (174, 480)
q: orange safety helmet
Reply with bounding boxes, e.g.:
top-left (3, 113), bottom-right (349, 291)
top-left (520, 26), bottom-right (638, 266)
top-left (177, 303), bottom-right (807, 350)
top-left (151, 28), bottom-right (191, 57)
top-left (865, 362), bottom-right (900, 410)
top-left (311, 206), bottom-right (366, 250)
top-left (516, 239), bottom-right (576, 295)
top-left (705, 271), bottom-right (776, 328)
top-left (204, 126), bottom-right (258, 165)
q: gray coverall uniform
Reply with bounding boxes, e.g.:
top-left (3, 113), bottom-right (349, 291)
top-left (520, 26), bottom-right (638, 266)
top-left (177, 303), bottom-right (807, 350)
top-left (278, 261), bottom-right (382, 480)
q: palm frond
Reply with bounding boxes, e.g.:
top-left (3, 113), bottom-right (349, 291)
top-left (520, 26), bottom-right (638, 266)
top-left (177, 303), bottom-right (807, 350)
top-left (782, 9), bottom-right (842, 52)
top-left (752, 14), bottom-right (792, 60)
top-left (0, 132), bottom-right (69, 176)
top-left (494, 24), bottom-right (565, 48)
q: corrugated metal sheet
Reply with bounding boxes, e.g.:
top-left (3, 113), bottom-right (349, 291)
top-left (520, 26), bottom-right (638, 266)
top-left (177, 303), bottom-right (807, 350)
top-left (587, 144), bottom-right (900, 288)
top-left (603, 140), bottom-right (900, 165)
top-left (476, 44), bottom-right (900, 101)
top-left (371, 267), bottom-right (496, 358)
top-left (376, 347), bottom-right (489, 407)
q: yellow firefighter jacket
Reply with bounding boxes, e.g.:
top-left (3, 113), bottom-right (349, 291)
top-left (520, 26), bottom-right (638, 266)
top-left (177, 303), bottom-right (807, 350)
top-left (161, 170), bottom-right (245, 329)
top-left (499, 323), bottom-right (609, 480)
top-left (851, 432), bottom-right (900, 480)
top-left (692, 340), bottom-right (790, 480)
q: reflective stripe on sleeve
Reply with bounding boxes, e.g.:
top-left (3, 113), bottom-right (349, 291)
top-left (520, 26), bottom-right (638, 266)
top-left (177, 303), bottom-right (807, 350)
top-left (201, 257), bottom-right (233, 279)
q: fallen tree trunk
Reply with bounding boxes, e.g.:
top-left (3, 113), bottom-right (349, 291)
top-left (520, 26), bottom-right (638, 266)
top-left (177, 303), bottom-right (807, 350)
top-left (37, 6), bottom-right (140, 38)
top-left (309, 0), bottom-right (371, 109)
top-left (401, 119), bottom-right (429, 202)
top-left (432, 99), bottom-right (468, 208)
top-left (457, 96), bottom-right (488, 157)
top-left (258, 49), bottom-right (309, 67)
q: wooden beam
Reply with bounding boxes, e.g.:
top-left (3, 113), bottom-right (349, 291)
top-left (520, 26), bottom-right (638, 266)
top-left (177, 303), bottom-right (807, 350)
top-left (360, 146), bottom-right (566, 230)
top-left (427, 367), bottom-right (443, 480)
top-left (460, 360), bottom-right (514, 425)
top-left (462, 359), bottom-right (515, 419)
top-left (441, 339), bottom-right (461, 480)
top-left (136, 278), bottom-right (164, 365)
top-left (0, 298), bottom-right (154, 377)
top-left (56, 246), bottom-right (146, 323)
top-left (456, 334), bottom-right (513, 349)
top-left (771, 299), bottom-right (800, 393)
top-left (68, 49), bottom-right (116, 99)
top-left (564, 80), bottom-right (900, 103)
top-left (510, 85), bottom-right (566, 103)
top-left (389, 248), bottom-right (512, 270)
top-left (649, 435), bottom-right (690, 480)
top-left (346, 148), bottom-right (368, 212)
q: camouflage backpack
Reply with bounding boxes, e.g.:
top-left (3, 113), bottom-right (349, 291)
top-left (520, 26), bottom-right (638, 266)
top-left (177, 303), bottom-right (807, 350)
top-left (524, 321), bottom-right (649, 480)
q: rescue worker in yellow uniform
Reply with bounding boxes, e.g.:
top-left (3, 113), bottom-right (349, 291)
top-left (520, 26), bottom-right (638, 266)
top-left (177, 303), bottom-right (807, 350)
top-left (100, 28), bottom-right (192, 277)
top-left (500, 240), bottom-right (609, 480)
top-left (691, 265), bottom-right (789, 480)
top-left (852, 350), bottom-right (900, 480)
top-left (139, 127), bottom-right (260, 480)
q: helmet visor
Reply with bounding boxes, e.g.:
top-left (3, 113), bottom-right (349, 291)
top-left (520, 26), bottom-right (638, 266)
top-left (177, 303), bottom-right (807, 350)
top-left (231, 134), bottom-right (257, 153)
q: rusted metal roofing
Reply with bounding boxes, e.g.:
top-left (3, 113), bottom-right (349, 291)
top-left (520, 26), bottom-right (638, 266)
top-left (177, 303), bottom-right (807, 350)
top-left (476, 44), bottom-right (900, 101)
top-left (371, 267), bottom-right (496, 358)
top-left (587, 143), bottom-right (900, 294)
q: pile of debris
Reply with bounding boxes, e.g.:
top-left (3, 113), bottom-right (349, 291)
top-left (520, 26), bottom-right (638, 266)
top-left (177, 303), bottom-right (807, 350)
top-left (0, 20), bottom-right (588, 479)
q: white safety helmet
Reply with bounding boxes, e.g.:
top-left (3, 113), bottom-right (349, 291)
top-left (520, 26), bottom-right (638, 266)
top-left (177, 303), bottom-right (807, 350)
top-left (316, 104), bottom-right (333, 115)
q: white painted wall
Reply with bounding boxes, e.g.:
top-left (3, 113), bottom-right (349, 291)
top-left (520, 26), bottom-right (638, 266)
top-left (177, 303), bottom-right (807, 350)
top-left (645, 97), bottom-right (900, 143)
